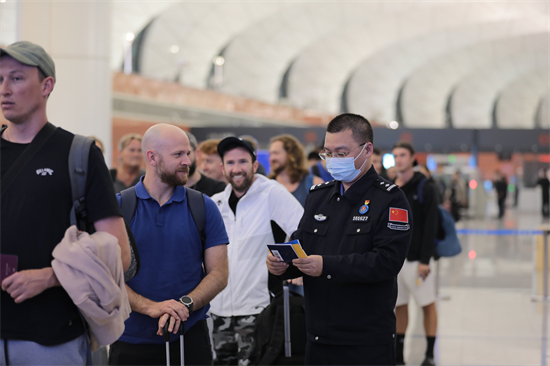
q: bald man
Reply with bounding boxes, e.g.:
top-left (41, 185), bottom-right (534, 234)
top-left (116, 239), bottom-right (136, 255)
top-left (109, 124), bottom-right (229, 366)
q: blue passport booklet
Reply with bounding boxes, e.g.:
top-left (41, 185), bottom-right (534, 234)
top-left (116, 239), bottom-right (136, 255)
top-left (267, 240), bottom-right (307, 263)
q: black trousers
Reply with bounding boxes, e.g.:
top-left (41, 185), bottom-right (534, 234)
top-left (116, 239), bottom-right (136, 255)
top-left (109, 319), bottom-right (213, 366)
top-left (305, 340), bottom-right (396, 366)
top-left (498, 198), bottom-right (506, 218)
top-left (543, 200), bottom-right (549, 218)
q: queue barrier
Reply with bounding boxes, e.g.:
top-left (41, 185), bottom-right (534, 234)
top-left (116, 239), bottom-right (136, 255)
top-left (454, 226), bottom-right (549, 365)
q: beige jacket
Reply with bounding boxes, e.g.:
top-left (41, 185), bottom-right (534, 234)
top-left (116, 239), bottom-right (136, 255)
top-left (52, 226), bottom-right (131, 350)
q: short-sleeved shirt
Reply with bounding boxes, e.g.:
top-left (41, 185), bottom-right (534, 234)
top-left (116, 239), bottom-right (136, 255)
top-left (1, 124), bottom-right (122, 346)
top-left (118, 178), bottom-right (228, 344)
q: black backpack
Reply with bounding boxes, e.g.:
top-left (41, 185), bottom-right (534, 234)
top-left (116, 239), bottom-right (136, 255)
top-left (252, 290), bottom-right (306, 365)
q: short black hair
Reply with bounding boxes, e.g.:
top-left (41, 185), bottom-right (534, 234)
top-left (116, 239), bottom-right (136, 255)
top-left (392, 141), bottom-right (415, 156)
top-left (307, 151), bottom-right (321, 161)
top-left (326, 113), bottom-right (373, 145)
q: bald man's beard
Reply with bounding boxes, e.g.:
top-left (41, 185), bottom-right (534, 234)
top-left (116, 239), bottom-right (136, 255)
top-left (157, 156), bottom-right (189, 186)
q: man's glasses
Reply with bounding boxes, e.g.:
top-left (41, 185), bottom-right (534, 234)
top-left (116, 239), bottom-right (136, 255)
top-left (318, 143), bottom-right (366, 160)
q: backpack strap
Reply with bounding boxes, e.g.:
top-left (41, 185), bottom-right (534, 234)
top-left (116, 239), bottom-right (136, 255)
top-left (120, 187), bottom-right (138, 225)
top-left (68, 134), bottom-right (94, 231)
top-left (417, 177), bottom-right (428, 205)
top-left (187, 188), bottom-right (207, 257)
top-left (1, 123), bottom-right (57, 197)
top-left (119, 187), bottom-right (140, 281)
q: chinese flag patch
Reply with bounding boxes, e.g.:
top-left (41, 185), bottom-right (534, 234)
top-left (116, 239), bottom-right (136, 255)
top-left (389, 208), bottom-right (408, 223)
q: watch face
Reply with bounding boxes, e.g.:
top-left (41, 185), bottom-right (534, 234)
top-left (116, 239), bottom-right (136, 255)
top-left (181, 296), bottom-right (192, 305)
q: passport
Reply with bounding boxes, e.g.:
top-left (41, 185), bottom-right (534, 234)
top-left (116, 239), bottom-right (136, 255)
top-left (267, 240), bottom-right (307, 263)
top-left (0, 254), bottom-right (18, 282)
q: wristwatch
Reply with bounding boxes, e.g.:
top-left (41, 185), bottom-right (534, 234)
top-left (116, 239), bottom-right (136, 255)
top-left (179, 295), bottom-right (194, 314)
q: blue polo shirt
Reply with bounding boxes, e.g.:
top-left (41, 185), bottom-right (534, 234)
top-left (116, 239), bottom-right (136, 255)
top-left (117, 178), bottom-right (228, 344)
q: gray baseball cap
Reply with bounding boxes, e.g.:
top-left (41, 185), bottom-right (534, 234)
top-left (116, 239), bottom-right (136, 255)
top-left (0, 41), bottom-right (56, 82)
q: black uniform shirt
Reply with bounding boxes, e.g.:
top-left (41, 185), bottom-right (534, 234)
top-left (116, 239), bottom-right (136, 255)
top-left (282, 166), bottom-right (412, 345)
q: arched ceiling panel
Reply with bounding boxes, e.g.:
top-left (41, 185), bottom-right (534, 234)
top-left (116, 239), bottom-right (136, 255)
top-left (451, 52), bottom-right (546, 129)
top-left (496, 68), bottom-right (548, 129)
top-left (346, 19), bottom-right (546, 123)
top-left (286, 2), bottom-right (546, 113)
top-left (138, 2), bottom-right (299, 89)
top-left (111, 2), bottom-right (173, 69)
top-left (401, 33), bottom-right (546, 128)
top-left (219, 2), bottom-right (387, 104)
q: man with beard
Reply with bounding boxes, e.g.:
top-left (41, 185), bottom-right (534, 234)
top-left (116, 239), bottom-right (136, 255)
top-left (184, 131), bottom-right (226, 197)
top-left (109, 124), bottom-right (229, 366)
top-left (210, 137), bottom-right (303, 365)
top-left (269, 134), bottom-right (324, 207)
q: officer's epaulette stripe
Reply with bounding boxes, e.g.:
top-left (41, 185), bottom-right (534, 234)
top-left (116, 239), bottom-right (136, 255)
top-left (374, 178), bottom-right (398, 192)
top-left (309, 180), bottom-right (336, 191)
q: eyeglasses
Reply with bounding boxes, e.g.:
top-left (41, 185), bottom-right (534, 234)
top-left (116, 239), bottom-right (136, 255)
top-left (318, 143), bottom-right (366, 160)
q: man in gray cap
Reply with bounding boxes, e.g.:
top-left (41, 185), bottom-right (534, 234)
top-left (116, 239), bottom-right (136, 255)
top-left (0, 41), bottom-right (130, 364)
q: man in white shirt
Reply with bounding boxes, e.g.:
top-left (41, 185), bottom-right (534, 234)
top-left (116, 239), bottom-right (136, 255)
top-left (210, 137), bottom-right (304, 365)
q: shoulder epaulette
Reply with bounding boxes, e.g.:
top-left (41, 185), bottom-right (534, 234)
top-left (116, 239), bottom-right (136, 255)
top-left (374, 178), bottom-right (399, 193)
top-left (309, 180), bottom-right (336, 191)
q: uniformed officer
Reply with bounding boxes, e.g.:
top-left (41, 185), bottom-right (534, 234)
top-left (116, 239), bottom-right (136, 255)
top-left (267, 113), bottom-right (412, 365)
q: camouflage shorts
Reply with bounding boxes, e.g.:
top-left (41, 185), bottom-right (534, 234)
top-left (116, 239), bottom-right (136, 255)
top-left (211, 314), bottom-right (258, 366)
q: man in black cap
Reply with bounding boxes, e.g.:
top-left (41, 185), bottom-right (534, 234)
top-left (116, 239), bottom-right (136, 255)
top-left (210, 136), bottom-right (303, 365)
top-left (0, 41), bottom-right (130, 364)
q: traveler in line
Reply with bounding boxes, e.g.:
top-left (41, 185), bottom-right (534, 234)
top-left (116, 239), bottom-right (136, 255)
top-left (392, 141), bottom-right (439, 366)
top-left (184, 131), bottom-right (226, 197)
top-left (268, 134), bottom-right (323, 207)
top-left (210, 137), bottom-right (303, 365)
top-left (537, 168), bottom-right (550, 218)
top-left (109, 124), bottom-right (229, 365)
top-left (0, 41), bottom-right (130, 365)
top-left (111, 133), bottom-right (145, 194)
top-left (199, 139), bottom-right (227, 184)
top-left (493, 171), bottom-right (508, 219)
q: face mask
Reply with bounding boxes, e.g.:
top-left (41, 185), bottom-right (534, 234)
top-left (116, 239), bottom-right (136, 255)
top-left (326, 143), bottom-right (368, 182)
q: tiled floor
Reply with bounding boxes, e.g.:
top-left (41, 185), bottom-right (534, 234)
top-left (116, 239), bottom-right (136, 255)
top-left (402, 189), bottom-right (549, 365)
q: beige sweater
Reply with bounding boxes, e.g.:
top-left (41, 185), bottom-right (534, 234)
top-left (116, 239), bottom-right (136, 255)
top-left (52, 226), bottom-right (131, 350)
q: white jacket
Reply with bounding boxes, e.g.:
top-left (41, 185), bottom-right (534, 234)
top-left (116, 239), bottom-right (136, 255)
top-left (210, 174), bottom-right (304, 316)
top-left (52, 226), bottom-right (131, 351)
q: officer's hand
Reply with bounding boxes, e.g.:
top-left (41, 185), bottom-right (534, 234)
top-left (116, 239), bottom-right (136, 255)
top-left (289, 277), bottom-right (303, 286)
top-left (157, 314), bottom-right (182, 336)
top-left (292, 255), bottom-right (323, 277)
top-left (418, 263), bottom-right (430, 280)
top-left (266, 253), bottom-right (289, 275)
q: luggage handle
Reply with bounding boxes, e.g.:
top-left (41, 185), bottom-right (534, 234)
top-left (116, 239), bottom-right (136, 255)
top-left (162, 320), bottom-right (185, 365)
